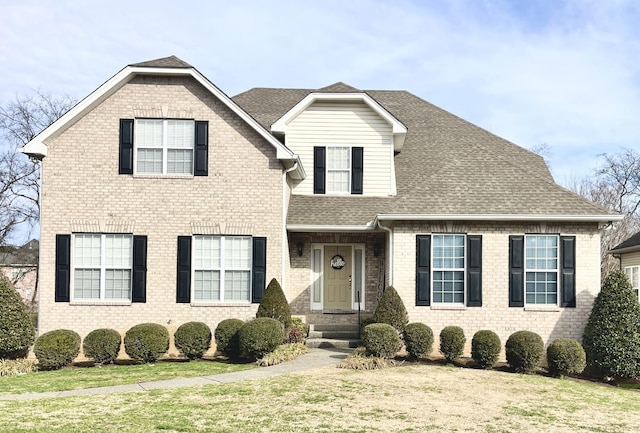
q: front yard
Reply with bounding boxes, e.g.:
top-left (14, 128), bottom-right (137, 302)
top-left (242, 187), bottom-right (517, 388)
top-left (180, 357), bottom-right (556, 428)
top-left (1, 361), bottom-right (639, 432)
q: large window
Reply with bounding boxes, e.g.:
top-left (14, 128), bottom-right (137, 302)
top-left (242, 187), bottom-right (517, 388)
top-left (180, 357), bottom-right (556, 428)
top-left (432, 234), bottom-right (465, 304)
top-left (73, 234), bottom-right (132, 301)
top-left (326, 146), bottom-right (351, 193)
top-left (625, 266), bottom-right (639, 299)
top-left (136, 119), bottom-right (194, 175)
top-left (193, 235), bottom-right (252, 302)
top-left (524, 235), bottom-right (558, 305)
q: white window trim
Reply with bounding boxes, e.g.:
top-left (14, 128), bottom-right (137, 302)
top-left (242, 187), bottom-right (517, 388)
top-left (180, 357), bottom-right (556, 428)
top-left (524, 234), bottom-right (560, 307)
top-left (191, 235), bottom-right (253, 303)
top-left (625, 265), bottom-right (640, 300)
top-left (326, 146), bottom-right (352, 195)
top-left (70, 233), bottom-right (133, 302)
top-left (431, 233), bottom-right (466, 306)
top-left (133, 118), bottom-right (195, 176)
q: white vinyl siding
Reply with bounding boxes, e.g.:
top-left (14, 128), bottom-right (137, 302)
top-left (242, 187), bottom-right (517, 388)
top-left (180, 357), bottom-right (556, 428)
top-left (625, 266), bottom-right (639, 299)
top-left (286, 101), bottom-right (394, 196)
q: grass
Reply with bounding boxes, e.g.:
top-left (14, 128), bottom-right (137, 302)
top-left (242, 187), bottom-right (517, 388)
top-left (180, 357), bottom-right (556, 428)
top-left (0, 359), bottom-right (254, 395)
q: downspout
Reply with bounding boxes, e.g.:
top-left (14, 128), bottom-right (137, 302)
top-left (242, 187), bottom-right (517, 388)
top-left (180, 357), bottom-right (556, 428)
top-left (377, 218), bottom-right (393, 286)
top-left (281, 162), bottom-right (298, 292)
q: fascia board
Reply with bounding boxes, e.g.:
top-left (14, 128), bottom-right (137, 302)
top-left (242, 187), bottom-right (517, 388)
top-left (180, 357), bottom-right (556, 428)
top-left (375, 214), bottom-right (624, 223)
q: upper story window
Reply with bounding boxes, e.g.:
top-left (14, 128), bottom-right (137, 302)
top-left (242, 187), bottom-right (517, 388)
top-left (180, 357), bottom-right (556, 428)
top-left (326, 147), bottom-right (351, 193)
top-left (119, 119), bottom-right (208, 176)
top-left (625, 266), bottom-right (639, 299)
top-left (314, 146), bottom-right (363, 195)
top-left (524, 235), bottom-right (558, 305)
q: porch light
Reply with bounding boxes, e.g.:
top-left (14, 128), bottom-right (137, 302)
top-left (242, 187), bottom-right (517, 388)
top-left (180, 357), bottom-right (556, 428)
top-left (296, 241), bottom-right (304, 257)
top-left (373, 241), bottom-right (382, 257)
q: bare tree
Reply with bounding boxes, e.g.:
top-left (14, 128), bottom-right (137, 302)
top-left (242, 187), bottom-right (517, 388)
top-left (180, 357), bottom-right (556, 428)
top-left (0, 90), bottom-right (75, 303)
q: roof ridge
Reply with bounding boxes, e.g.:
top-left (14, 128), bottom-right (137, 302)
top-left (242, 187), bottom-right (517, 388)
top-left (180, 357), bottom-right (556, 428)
top-left (129, 55), bottom-right (192, 68)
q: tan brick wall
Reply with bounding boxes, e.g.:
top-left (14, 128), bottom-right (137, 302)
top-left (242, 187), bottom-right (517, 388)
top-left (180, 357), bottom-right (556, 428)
top-left (392, 221), bottom-right (601, 352)
top-left (38, 75), bottom-right (285, 339)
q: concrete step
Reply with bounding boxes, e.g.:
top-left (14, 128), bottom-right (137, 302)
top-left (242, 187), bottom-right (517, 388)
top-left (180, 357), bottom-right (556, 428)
top-left (305, 338), bottom-right (361, 349)
top-left (308, 330), bottom-right (359, 339)
top-left (309, 324), bottom-right (360, 332)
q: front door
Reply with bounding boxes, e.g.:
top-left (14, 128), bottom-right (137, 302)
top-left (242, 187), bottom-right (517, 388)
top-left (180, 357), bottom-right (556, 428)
top-left (323, 245), bottom-right (352, 310)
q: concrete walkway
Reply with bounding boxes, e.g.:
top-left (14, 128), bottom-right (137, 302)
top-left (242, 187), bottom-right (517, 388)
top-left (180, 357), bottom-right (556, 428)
top-left (0, 347), bottom-right (352, 401)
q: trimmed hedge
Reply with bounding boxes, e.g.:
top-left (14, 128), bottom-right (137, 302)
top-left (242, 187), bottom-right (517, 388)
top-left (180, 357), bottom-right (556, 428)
top-left (471, 330), bottom-right (501, 369)
top-left (256, 278), bottom-right (292, 328)
top-left (0, 275), bottom-right (36, 359)
top-left (372, 286), bottom-right (408, 333)
top-left (547, 338), bottom-right (586, 377)
top-left (34, 329), bottom-right (81, 370)
top-left (174, 322), bottom-right (212, 360)
top-left (403, 322), bottom-right (434, 360)
top-left (83, 329), bottom-right (121, 365)
top-left (439, 326), bottom-right (466, 363)
top-left (124, 323), bottom-right (169, 363)
top-left (505, 330), bottom-right (544, 374)
top-left (238, 318), bottom-right (285, 359)
top-left (214, 319), bottom-right (244, 358)
top-left (362, 323), bottom-right (401, 359)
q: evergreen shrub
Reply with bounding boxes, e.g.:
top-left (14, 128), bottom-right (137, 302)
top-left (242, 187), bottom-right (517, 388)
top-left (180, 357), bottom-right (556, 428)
top-left (256, 278), bottom-right (292, 328)
top-left (83, 328), bottom-right (121, 364)
top-left (238, 318), bottom-right (285, 359)
top-left (439, 326), bottom-right (466, 363)
top-left (403, 322), bottom-right (434, 359)
top-left (34, 329), bottom-right (81, 370)
top-left (362, 323), bottom-right (401, 359)
top-left (215, 319), bottom-right (244, 358)
top-left (124, 323), bottom-right (169, 363)
top-left (174, 322), bottom-right (211, 360)
top-left (471, 330), bottom-right (501, 369)
top-left (505, 330), bottom-right (544, 374)
top-left (372, 286), bottom-right (408, 333)
top-left (547, 338), bottom-right (586, 377)
top-left (0, 276), bottom-right (36, 359)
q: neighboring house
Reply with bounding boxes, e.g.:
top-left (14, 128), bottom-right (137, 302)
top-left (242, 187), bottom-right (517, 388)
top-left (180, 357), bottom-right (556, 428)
top-left (0, 239), bottom-right (39, 306)
top-left (20, 56), bottom-right (621, 350)
top-left (610, 231), bottom-right (640, 297)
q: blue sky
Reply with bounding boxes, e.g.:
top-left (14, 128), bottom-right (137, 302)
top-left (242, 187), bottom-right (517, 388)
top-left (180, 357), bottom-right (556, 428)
top-left (1, 0), bottom-right (639, 187)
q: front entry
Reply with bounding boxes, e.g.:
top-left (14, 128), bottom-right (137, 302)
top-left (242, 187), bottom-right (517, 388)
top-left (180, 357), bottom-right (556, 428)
top-left (323, 245), bottom-right (352, 310)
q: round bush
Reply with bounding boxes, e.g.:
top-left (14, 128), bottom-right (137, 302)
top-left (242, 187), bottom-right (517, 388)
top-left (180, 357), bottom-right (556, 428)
top-left (471, 330), bottom-right (501, 369)
top-left (174, 322), bottom-right (211, 360)
top-left (439, 326), bottom-right (466, 363)
top-left (583, 270), bottom-right (640, 378)
top-left (403, 322), bottom-right (434, 359)
top-left (214, 319), bottom-right (245, 358)
top-left (238, 318), bottom-right (285, 359)
top-left (372, 286), bottom-right (408, 333)
top-left (505, 330), bottom-right (544, 374)
top-left (362, 323), bottom-right (402, 359)
top-left (34, 329), bottom-right (81, 370)
top-left (83, 329), bottom-right (121, 364)
top-left (0, 276), bottom-right (36, 359)
top-left (547, 338), bottom-right (586, 377)
top-left (124, 323), bottom-right (169, 363)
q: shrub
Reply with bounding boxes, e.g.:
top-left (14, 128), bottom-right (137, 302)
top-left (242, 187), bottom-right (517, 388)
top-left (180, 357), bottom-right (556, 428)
top-left (360, 316), bottom-right (376, 335)
top-left (337, 346), bottom-right (393, 370)
top-left (505, 330), bottom-right (544, 374)
top-left (286, 317), bottom-right (309, 344)
top-left (583, 270), bottom-right (640, 378)
top-left (174, 322), bottom-right (211, 360)
top-left (362, 323), bottom-right (401, 359)
top-left (547, 338), bottom-right (586, 377)
top-left (0, 275), bottom-right (36, 359)
top-left (214, 319), bottom-right (244, 358)
top-left (34, 329), bottom-right (81, 370)
top-left (256, 278), bottom-right (292, 328)
top-left (83, 329), bottom-right (121, 365)
top-left (471, 330), bottom-right (501, 369)
top-left (124, 323), bottom-right (169, 363)
top-left (403, 323), bottom-right (434, 359)
top-left (238, 318), bottom-right (285, 359)
top-left (372, 286), bottom-right (408, 333)
top-left (256, 343), bottom-right (309, 366)
top-left (0, 358), bottom-right (36, 376)
top-left (439, 326), bottom-right (466, 363)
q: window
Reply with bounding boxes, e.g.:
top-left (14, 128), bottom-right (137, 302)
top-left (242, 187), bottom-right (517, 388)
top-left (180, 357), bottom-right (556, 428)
top-left (432, 234), bottom-right (465, 304)
top-left (313, 146), bottom-right (363, 195)
top-left (73, 234), bottom-right (132, 301)
top-left (625, 266), bottom-right (639, 299)
top-left (524, 235), bottom-right (558, 305)
top-left (327, 146), bottom-right (351, 193)
top-left (136, 119), bottom-right (194, 175)
top-left (193, 235), bottom-right (252, 302)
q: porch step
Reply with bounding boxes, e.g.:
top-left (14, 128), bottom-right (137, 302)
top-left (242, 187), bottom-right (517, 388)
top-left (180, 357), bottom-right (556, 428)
top-left (305, 324), bottom-right (360, 349)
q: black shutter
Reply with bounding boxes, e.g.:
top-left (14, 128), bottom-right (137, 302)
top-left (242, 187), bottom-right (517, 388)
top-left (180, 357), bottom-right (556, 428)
top-left (416, 235), bottom-right (431, 306)
top-left (252, 237), bottom-right (267, 303)
top-left (119, 119), bottom-right (134, 175)
top-left (55, 234), bottom-right (71, 302)
top-left (313, 147), bottom-right (326, 194)
top-left (194, 121), bottom-right (208, 176)
top-left (176, 236), bottom-right (191, 303)
top-left (509, 235), bottom-right (524, 307)
top-left (560, 236), bottom-right (576, 308)
top-left (132, 235), bottom-right (147, 303)
top-left (467, 235), bottom-right (482, 307)
top-left (351, 147), bottom-right (363, 195)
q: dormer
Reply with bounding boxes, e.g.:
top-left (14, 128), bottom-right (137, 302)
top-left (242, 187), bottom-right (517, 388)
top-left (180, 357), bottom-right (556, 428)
top-left (271, 83), bottom-right (407, 196)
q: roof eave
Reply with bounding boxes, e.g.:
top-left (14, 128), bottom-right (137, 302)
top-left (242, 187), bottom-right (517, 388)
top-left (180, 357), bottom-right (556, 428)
top-left (287, 223), bottom-right (376, 232)
top-left (375, 213), bottom-right (624, 223)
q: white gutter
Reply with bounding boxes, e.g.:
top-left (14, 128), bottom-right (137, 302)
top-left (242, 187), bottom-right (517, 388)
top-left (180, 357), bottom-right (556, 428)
top-left (377, 219), bottom-right (393, 285)
top-left (281, 162), bottom-right (299, 292)
top-left (375, 214), bottom-right (623, 223)
top-left (286, 224), bottom-right (375, 232)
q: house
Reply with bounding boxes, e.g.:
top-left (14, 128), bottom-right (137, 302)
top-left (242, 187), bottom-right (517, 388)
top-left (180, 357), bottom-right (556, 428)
top-left (610, 231), bottom-right (640, 296)
top-left (0, 239), bottom-right (38, 307)
top-left (20, 56), bottom-right (621, 353)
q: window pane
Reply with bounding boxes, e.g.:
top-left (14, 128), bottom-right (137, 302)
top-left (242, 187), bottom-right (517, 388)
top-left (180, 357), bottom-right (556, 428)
top-left (327, 170), bottom-right (349, 193)
top-left (167, 120), bottom-right (194, 148)
top-left (432, 270), bottom-right (464, 304)
top-left (525, 235), bottom-right (558, 271)
top-left (194, 236), bottom-right (220, 269)
top-left (137, 148), bottom-right (163, 173)
top-left (224, 271), bottom-right (250, 301)
top-left (105, 269), bottom-right (131, 300)
top-left (74, 269), bottom-right (100, 299)
top-left (74, 234), bottom-right (101, 267)
top-left (526, 271), bottom-right (557, 305)
top-left (194, 270), bottom-right (220, 301)
top-left (105, 235), bottom-right (132, 268)
top-left (167, 149), bottom-right (193, 174)
top-left (327, 147), bottom-right (350, 170)
top-left (224, 237), bottom-right (251, 269)
top-left (136, 120), bottom-right (163, 147)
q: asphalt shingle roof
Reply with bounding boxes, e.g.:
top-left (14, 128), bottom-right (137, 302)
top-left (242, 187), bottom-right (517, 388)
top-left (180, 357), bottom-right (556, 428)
top-left (612, 230), bottom-right (640, 251)
top-left (130, 56), bottom-right (192, 69)
top-left (233, 86), bottom-right (615, 226)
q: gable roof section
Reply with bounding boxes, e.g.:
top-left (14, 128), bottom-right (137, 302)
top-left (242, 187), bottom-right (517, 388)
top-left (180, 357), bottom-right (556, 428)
top-left (234, 86), bottom-right (621, 228)
top-left (611, 230), bottom-right (640, 253)
top-left (19, 56), bottom-right (304, 179)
